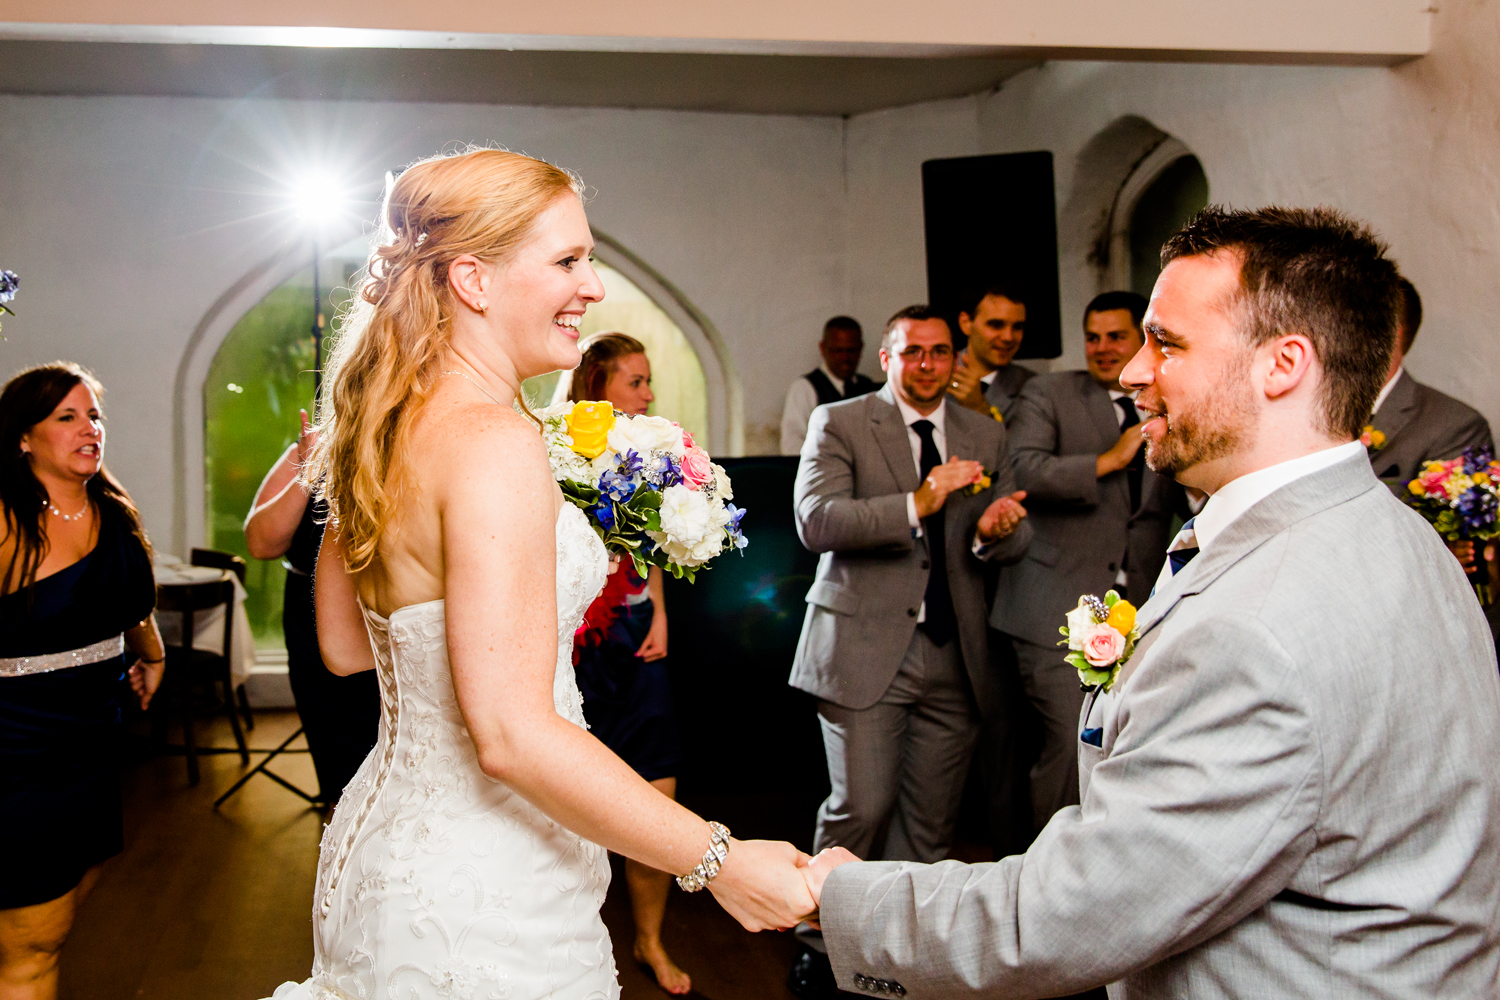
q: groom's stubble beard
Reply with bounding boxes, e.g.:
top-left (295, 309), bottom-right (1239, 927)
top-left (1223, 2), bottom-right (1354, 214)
top-left (1143, 347), bottom-right (1258, 478)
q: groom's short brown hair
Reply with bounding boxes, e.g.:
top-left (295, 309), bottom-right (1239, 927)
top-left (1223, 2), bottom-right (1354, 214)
top-left (1160, 206), bottom-right (1401, 440)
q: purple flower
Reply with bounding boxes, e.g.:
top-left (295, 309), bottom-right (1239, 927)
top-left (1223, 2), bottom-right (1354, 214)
top-left (0, 270), bottom-right (17, 306)
top-left (616, 448), bottom-right (644, 478)
top-left (599, 469), bottom-right (635, 503)
top-left (726, 504), bottom-right (748, 552)
top-left (645, 453), bottom-right (682, 489)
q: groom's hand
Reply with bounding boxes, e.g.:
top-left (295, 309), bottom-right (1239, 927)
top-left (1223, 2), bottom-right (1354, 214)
top-left (707, 839), bottom-right (817, 932)
top-left (797, 847), bottom-right (860, 927)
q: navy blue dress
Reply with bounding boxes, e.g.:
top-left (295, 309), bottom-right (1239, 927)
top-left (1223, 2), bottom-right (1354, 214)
top-left (573, 567), bottom-right (682, 783)
top-left (0, 502), bottom-right (154, 909)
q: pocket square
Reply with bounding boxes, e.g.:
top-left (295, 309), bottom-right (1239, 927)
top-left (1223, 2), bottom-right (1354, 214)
top-left (1081, 727), bottom-right (1103, 747)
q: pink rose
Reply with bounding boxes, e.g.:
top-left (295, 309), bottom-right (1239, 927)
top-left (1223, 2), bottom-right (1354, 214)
top-left (1079, 623), bottom-right (1126, 667)
top-left (681, 446), bottom-right (713, 490)
top-left (1418, 468), bottom-right (1450, 497)
top-left (681, 428), bottom-right (695, 450)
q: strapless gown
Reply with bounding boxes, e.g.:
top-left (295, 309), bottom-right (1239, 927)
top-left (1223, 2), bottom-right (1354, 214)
top-left (270, 504), bottom-right (618, 1000)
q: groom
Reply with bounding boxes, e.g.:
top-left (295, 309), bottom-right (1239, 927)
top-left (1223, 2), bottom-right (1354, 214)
top-left (799, 206), bottom-right (1500, 997)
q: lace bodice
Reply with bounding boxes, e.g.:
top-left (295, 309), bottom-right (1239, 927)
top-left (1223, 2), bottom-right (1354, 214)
top-left (272, 504), bottom-right (616, 1000)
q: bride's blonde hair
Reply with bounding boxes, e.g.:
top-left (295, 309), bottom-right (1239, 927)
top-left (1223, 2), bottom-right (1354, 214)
top-left (306, 147), bottom-right (582, 574)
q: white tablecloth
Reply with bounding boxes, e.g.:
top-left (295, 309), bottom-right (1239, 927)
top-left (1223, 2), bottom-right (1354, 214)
top-left (153, 556), bottom-right (256, 687)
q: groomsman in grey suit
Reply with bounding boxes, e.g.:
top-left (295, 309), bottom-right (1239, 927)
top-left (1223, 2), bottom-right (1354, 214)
top-left (990, 291), bottom-right (1184, 835)
top-left (948, 282), bottom-right (1034, 424)
top-left (1367, 276), bottom-right (1492, 493)
top-left (801, 207), bottom-right (1500, 999)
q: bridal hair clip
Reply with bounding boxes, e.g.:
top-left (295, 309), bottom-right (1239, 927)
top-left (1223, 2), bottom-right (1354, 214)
top-left (676, 821), bottom-right (731, 892)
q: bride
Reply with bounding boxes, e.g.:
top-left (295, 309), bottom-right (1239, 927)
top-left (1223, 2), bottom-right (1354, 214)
top-left (268, 148), bottom-right (816, 1000)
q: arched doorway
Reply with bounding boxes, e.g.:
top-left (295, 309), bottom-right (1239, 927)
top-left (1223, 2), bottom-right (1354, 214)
top-left (1106, 138), bottom-right (1210, 297)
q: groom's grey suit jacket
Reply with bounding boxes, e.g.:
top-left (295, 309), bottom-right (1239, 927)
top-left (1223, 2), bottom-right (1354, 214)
top-left (790, 384), bottom-right (1032, 715)
top-left (819, 452), bottom-right (1500, 998)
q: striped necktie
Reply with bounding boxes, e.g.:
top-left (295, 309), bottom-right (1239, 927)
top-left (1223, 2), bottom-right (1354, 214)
top-left (1167, 517), bottom-right (1200, 576)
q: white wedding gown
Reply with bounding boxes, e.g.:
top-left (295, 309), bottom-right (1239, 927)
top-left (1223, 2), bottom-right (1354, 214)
top-left (270, 504), bottom-right (618, 1000)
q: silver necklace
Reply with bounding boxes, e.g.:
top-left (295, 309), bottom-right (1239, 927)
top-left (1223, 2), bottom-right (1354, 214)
top-left (47, 498), bottom-right (89, 522)
top-left (438, 370), bottom-right (505, 407)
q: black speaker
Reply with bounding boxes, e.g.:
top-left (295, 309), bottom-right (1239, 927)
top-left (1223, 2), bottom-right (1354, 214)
top-left (921, 151), bottom-right (1061, 360)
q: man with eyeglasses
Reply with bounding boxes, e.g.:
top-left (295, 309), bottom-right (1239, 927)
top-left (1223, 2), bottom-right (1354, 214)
top-left (785, 305), bottom-right (1032, 999)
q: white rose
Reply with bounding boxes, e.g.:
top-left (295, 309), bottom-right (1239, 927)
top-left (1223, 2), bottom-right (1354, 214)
top-left (608, 414), bottom-right (686, 459)
top-left (1065, 601), bottom-right (1097, 650)
top-left (648, 529), bottom-right (725, 568)
top-left (711, 463), bottom-right (733, 502)
top-left (535, 401), bottom-right (574, 421)
top-left (657, 484), bottom-right (713, 546)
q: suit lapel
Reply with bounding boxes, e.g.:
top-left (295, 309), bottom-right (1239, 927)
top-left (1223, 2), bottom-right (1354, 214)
top-left (1370, 370), bottom-right (1419, 442)
top-left (870, 384), bottom-right (921, 494)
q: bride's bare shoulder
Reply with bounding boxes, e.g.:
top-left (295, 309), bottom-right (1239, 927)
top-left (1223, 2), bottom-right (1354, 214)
top-left (412, 397), bottom-right (550, 485)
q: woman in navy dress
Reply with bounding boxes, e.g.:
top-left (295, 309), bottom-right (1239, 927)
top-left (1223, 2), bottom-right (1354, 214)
top-left (568, 333), bottom-right (688, 993)
top-left (0, 362), bottom-right (164, 999)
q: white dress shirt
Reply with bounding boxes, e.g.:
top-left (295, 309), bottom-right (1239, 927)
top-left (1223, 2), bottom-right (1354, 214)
top-left (780, 363), bottom-right (848, 456)
top-left (893, 394), bottom-right (948, 531)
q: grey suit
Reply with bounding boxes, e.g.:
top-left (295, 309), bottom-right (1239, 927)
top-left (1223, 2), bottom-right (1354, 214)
top-left (984, 363), bottom-right (1035, 424)
top-left (821, 453), bottom-right (1500, 999)
top-left (792, 385), bottom-right (1032, 862)
top-left (988, 371), bottom-right (1182, 830)
top-left (1369, 369), bottom-right (1493, 496)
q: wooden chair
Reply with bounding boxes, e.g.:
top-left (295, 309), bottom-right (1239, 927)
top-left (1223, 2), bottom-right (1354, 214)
top-left (189, 548), bottom-right (254, 733)
top-left (156, 577), bottom-right (247, 786)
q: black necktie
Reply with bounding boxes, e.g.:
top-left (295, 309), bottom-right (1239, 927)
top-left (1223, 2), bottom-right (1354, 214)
top-left (911, 420), bottom-right (957, 647)
top-left (1115, 397), bottom-right (1143, 512)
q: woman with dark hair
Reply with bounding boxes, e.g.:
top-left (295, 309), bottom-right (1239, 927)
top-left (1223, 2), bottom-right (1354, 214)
top-left (569, 332), bottom-right (689, 994)
top-left (0, 361), bottom-right (163, 999)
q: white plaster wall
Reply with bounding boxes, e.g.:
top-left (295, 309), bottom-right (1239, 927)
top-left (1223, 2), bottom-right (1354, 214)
top-left (0, 95), bottom-right (850, 547)
top-left (960, 0), bottom-right (1500, 428)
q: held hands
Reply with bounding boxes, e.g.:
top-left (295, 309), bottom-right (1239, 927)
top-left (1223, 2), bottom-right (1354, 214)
top-left (707, 838), bottom-right (818, 932)
top-left (977, 490), bottom-right (1028, 542)
top-left (1096, 424), bottom-right (1145, 478)
top-left (797, 847), bottom-right (862, 929)
top-left (914, 457), bottom-right (986, 519)
top-left (947, 355), bottom-right (990, 415)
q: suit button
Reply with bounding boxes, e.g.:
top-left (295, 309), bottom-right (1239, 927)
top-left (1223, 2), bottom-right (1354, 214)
top-left (920, 560), bottom-right (930, 570)
top-left (1108, 562), bottom-right (1118, 572)
top-left (854, 974), bottom-right (870, 990)
top-left (892, 985), bottom-right (906, 997)
top-left (907, 608), bottom-right (918, 617)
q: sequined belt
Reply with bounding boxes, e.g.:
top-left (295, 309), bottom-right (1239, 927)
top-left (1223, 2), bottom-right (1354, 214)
top-left (0, 635), bottom-right (126, 677)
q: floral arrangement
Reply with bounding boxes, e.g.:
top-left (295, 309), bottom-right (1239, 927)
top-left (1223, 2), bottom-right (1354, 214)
top-left (962, 469), bottom-right (995, 496)
top-left (0, 270), bottom-right (17, 337)
top-left (538, 400), bottom-right (746, 581)
top-left (1359, 424), bottom-right (1386, 453)
top-left (1059, 590), bottom-right (1140, 693)
top-left (1404, 445), bottom-right (1500, 598)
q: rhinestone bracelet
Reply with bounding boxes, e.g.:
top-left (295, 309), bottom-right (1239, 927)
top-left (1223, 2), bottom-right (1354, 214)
top-left (676, 821), bottom-right (731, 892)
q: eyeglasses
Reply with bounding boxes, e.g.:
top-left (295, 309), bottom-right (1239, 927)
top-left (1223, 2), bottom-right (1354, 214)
top-left (896, 346), bottom-right (954, 363)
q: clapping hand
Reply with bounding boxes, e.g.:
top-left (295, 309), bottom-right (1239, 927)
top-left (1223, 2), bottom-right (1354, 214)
top-left (294, 408), bottom-right (319, 468)
top-left (707, 838), bottom-right (818, 932)
top-left (977, 490), bottom-right (1028, 542)
top-left (914, 457), bottom-right (986, 519)
top-left (947, 354), bottom-right (990, 415)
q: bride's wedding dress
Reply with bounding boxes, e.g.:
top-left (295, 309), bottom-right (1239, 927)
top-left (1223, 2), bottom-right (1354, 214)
top-left (270, 504), bottom-right (618, 1000)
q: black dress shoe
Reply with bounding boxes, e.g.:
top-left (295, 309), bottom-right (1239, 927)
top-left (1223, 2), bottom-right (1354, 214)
top-left (787, 945), bottom-right (839, 1000)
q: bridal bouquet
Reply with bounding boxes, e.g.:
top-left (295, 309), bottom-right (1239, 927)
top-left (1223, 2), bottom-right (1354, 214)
top-left (537, 400), bottom-right (746, 581)
top-left (0, 269), bottom-right (17, 337)
top-left (1404, 445), bottom-right (1500, 599)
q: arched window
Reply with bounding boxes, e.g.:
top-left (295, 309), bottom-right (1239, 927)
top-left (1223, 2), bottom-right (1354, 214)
top-left (1107, 139), bottom-right (1210, 297)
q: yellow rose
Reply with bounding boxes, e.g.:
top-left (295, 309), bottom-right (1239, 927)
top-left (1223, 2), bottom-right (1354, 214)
top-left (565, 401), bottom-right (615, 459)
top-left (1105, 599), bottom-right (1136, 636)
top-left (1476, 472), bottom-right (1490, 486)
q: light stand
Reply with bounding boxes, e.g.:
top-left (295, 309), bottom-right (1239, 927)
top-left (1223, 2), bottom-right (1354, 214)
top-left (215, 233), bottom-right (327, 811)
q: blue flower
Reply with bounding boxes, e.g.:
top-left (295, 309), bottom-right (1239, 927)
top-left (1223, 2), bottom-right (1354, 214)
top-left (590, 500), bottom-right (616, 533)
top-left (616, 448), bottom-right (644, 479)
top-left (644, 453), bottom-right (682, 489)
top-left (0, 270), bottom-right (16, 305)
top-left (1464, 446), bottom-right (1495, 475)
top-left (599, 469), bottom-right (636, 504)
top-left (726, 504), bottom-right (748, 552)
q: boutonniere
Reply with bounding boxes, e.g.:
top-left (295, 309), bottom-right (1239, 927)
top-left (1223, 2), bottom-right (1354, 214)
top-left (1359, 424), bottom-right (1386, 454)
top-left (962, 469), bottom-right (996, 496)
top-left (1058, 590), bottom-right (1139, 693)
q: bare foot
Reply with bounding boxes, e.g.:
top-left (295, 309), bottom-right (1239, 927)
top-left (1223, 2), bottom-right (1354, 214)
top-left (634, 938), bottom-right (692, 995)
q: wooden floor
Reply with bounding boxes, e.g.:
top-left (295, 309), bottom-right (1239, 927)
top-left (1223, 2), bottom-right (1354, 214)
top-left (57, 711), bottom-right (822, 1000)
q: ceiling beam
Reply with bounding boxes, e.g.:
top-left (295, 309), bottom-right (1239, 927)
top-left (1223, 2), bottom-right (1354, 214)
top-left (0, 1), bottom-right (1430, 65)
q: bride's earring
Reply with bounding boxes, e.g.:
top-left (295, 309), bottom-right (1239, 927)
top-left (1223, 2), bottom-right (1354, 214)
top-left (477, 300), bottom-right (488, 315)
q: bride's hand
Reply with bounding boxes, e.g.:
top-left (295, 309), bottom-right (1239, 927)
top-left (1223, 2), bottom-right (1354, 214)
top-left (707, 839), bottom-right (817, 932)
top-left (606, 554), bottom-right (622, 576)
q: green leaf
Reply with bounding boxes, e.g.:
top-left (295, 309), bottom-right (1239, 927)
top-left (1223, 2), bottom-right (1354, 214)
top-left (1104, 591), bottom-right (1120, 607)
top-left (1064, 652), bottom-right (1089, 671)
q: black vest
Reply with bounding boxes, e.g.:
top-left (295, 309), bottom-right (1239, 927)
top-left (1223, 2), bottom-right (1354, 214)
top-left (806, 369), bottom-right (879, 406)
